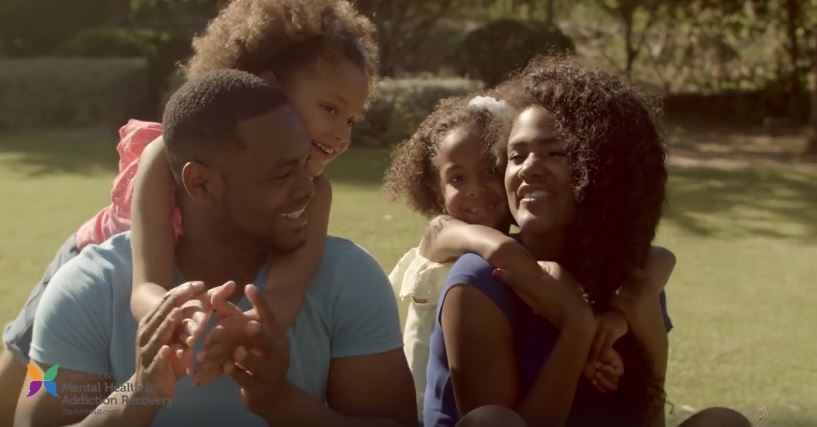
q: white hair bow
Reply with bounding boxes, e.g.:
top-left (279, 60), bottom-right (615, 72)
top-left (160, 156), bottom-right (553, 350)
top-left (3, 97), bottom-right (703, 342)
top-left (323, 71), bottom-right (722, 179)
top-left (468, 96), bottom-right (510, 118)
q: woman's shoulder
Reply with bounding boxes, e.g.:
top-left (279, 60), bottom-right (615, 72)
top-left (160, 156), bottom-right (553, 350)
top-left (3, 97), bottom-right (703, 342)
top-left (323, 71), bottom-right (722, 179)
top-left (441, 253), bottom-right (517, 322)
top-left (447, 253), bottom-right (495, 282)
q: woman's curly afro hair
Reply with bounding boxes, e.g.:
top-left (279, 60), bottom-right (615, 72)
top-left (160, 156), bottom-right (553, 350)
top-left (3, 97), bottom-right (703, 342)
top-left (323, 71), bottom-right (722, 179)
top-left (184, 0), bottom-right (379, 93)
top-left (384, 94), bottom-right (509, 218)
top-left (498, 56), bottom-right (669, 424)
top-left (497, 56), bottom-right (668, 307)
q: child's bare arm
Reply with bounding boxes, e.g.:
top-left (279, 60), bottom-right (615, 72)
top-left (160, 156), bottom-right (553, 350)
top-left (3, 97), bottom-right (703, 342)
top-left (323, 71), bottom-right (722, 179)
top-left (265, 174), bottom-right (331, 294)
top-left (606, 246), bottom-right (677, 407)
top-left (418, 215), bottom-right (541, 278)
top-left (592, 247), bottom-right (676, 371)
top-left (624, 246), bottom-right (676, 297)
top-left (130, 136), bottom-right (177, 321)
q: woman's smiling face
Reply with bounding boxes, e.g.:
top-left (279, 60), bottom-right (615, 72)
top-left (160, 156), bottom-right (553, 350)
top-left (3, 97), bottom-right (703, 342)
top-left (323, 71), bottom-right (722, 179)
top-left (505, 105), bottom-right (576, 235)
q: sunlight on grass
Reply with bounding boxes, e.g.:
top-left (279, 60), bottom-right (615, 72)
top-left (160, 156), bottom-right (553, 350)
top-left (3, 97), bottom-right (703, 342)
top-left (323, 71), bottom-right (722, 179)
top-left (1, 130), bottom-right (815, 426)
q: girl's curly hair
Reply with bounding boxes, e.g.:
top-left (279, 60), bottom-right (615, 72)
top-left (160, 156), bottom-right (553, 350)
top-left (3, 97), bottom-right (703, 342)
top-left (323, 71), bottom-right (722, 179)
top-left (183, 0), bottom-right (379, 93)
top-left (384, 95), bottom-right (510, 217)
top-left (497, 56), bottom-right (668, 421)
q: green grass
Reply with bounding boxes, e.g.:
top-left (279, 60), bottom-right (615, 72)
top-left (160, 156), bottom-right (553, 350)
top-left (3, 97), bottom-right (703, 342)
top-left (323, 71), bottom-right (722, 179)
top-left (1, 129), bottom-right (815, 426)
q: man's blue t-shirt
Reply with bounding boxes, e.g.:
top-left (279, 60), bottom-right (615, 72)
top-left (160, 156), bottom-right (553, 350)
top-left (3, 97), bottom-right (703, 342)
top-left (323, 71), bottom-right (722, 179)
top-left (29, 232), bottom-right (403, 426)
top-left (423, 253), bottom-right (672, 427)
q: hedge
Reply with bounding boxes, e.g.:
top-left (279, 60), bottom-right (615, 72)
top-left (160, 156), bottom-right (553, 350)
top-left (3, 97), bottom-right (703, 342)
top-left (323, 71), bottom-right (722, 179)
top-left (663, 90), bottom-right (810, 124)
top-left (457, 19), bottom-right (575, 86)
top-left (55, 27), bottom-right (191, 117)
top-left (160, 76), bottom-right (483, 149)
top-left (0, 58), bottom-right (150, 129)
top-left (354, 78), bottom-right (484, 147)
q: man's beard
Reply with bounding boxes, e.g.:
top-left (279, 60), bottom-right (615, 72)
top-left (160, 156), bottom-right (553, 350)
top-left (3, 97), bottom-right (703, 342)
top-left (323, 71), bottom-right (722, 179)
top-left (216, 219), bottom-right (306, 257)
top-left (263, 233), bottom-right (307, 255)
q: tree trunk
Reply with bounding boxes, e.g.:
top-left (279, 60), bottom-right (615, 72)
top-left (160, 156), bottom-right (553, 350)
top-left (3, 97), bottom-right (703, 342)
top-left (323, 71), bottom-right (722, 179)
top-left (622, 8), bottom-right (636, 79)
top-left (784, 0), bottom-right (802, 93)
top-left (109, 0), bottom-right (131, 27)
top-left (808, 24), bottom-right (817, 155)
top-left (546, 0), bottom-right (555, 26)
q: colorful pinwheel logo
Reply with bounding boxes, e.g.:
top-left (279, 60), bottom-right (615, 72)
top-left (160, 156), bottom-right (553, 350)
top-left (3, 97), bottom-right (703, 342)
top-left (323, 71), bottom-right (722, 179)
top-left (26, 362), bottom-right (59, 398)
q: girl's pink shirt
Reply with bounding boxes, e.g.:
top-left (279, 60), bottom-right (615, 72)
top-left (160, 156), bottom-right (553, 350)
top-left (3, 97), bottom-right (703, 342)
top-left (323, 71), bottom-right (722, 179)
top-left (75, 119), bottom-right (182, 249)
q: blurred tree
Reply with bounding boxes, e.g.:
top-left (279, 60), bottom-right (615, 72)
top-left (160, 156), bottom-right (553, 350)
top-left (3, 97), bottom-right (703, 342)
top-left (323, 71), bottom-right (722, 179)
top-left (460, 0), bottom-right (575, 21)
top-left (356, 0), bottom-right (461, 76)
top-left (131, 0), bottom-right (223, 35)
top-left (110, 0), bottom-right (132, 26)
top-left (783, 0), bottom-right (802, 92)
top-left (693, 0), bottom-right (812, 92)
top-left (546, 0), bottom-right (555, 25)
top-left (0, 0), bottom-right (109, 56)
top-left (809, 23), bottom-right (817, 154)
top-left (457, 18), bottom-right (574, 85)
top-left (593, 0), bottom-right (669, 78)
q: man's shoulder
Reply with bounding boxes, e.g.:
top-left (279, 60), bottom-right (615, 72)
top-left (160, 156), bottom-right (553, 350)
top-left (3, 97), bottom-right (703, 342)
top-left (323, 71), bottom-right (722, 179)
top-left (314, 236), bottom-right (388, 292)
top-left (49, 232), bottom-right (133, 296)
top-left (29, 236), bottom-right (132, 379)
top-left (322, 236), bottom-right (379, 267)
top-left (71, 232), bottom-right (134, 274)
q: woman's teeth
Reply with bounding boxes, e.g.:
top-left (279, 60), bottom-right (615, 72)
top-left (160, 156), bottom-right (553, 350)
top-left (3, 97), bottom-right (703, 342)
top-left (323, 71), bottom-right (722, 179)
top-left (521, 190), bottom-right (553, 202)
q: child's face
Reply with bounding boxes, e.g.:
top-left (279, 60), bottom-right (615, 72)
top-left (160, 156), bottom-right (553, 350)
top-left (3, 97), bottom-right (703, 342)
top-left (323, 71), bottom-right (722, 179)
top-left (434, 125), bottom-right (509, 229)
top-left (276, 57), bottom-right (370, 176)
top-left (505, 105), bottom-right (576, 235)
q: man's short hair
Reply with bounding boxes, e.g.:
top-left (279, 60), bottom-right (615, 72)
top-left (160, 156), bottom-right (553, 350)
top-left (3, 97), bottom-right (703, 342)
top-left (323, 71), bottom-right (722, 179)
top-left (162, 69), bottom-right (289, 178)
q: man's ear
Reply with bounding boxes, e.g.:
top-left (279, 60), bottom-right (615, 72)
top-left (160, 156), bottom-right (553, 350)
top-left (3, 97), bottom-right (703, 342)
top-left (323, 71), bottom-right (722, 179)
top-left (181, 161), bottom-right (222, 205)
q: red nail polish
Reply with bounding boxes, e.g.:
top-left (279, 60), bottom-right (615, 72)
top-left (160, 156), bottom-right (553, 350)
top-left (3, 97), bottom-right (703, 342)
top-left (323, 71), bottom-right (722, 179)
top-left (492, 268), bottom-right (503, 281)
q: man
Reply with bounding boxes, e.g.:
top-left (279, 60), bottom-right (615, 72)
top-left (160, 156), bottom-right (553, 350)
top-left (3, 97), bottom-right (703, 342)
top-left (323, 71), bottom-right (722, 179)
top-left (14, 70), bottom-right (416, 426)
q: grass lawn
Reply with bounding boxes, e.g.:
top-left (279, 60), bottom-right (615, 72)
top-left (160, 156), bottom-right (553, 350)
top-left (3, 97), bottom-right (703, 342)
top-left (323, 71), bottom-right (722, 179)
top-left (1, 128), bottom-right (815, 426)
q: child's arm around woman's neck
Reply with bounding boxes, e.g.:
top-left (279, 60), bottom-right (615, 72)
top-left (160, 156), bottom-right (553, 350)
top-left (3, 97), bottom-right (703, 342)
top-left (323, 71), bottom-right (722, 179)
top-left (418, 215), bottom-right (543, 278)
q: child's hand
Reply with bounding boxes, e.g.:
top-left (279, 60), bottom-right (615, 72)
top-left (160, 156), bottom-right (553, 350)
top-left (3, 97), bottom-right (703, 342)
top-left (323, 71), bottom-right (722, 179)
top-left (483, 236), bottom-right (542, 278)
top-left (584, 347), bottom-right (624, 395)
top-left (192, 312), bottom-right (254, 385)
top-left (493, 262), bottom-right (594, 330)
top-left (190, 283), bottom-right (260, 385)
top-left (175, 293), bottom-right (210, 347)
top-left (589, 309), bottom-right (628, 365)
top-left (174, 281), bottom-right (236, 347)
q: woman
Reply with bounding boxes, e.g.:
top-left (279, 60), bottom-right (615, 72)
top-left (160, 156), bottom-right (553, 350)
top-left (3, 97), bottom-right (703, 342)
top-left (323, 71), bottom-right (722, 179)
top-left (424, 57), bottom-right (750, 427)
